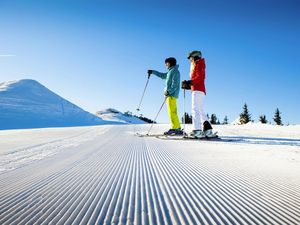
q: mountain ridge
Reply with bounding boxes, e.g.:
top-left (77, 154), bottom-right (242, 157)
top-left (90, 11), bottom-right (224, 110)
top-left (0, 79), bottom-right (116, 130)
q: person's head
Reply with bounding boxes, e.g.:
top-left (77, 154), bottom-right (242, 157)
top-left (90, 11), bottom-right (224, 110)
top-left (187, 50), bottom-right (202, 62)
top-left (165, 57), bottom-right (177, 69)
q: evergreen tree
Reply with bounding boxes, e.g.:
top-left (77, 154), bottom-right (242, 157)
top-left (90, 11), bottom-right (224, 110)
top-left (188, 113), bottom-right (192, 123)
top-left (222, 116), bottom-right (229, 125)
top-left (210, 114), bottom-right (218, 125)
top-left (137, 115), bottom-right (155, 124)
top-left (124, 111), bottom-right (133, 117)
top-left (240, 103), bottom-right (251, 124)
top-left (182, 113), bottom-right (192, 124)
top-left (259, 115), bottom-right (267, 124)
top-left (273, 108), bottom-right (282, 125)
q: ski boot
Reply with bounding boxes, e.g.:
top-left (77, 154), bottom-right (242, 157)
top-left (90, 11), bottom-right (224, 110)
top-left (203, 121), bottom-right (218, 138)
top-left (188, 130), bottom-right (206, 139)
top-left (174, 129), bottom-right (184, 135)
top-left (164, 128), bottom-right (184, 136)
top-left (203, 129), bottom-right (218, 138)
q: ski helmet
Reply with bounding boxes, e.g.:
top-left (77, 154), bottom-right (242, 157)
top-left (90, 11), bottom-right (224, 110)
top-left (187, 50), bottom-right (202, 59)
top-left (165, 57), bottom-right (177, 67)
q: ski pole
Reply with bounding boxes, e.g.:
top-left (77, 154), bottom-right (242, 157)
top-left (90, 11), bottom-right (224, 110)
top-left (136, 73), bottom-right (150, 111)
top-left (146, 97), bottom-right (167, 135)
top-left (183, 89), bottom-right (186, 132)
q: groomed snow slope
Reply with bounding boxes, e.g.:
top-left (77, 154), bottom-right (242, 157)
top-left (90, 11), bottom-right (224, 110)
top-left (0, 124), bottom-right (299, 224)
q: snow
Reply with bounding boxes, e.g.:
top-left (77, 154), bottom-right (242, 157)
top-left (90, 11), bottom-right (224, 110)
top-left (0, 79), bottom-right (117, 130)
top-left (216, 123), bottom-right (300, 139)
top-left (0, 126), bottom-right (112, 173)
top-left (0, 124), bottom-right (299, 224)
top-left (0, 80), bottom-right (19, 91)
top-left (96, 108), bottom-right (146, 124)
top-left (231, 116), bottom-right (242, 125)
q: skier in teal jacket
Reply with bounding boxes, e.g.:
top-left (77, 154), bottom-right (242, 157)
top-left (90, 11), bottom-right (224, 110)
top-left (148, 57), bottom-right (183, 135)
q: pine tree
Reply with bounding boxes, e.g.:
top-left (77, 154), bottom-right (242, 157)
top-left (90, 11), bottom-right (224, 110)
top-left (259, 115), bottom-right (267, 124)
top-left (210, 114), bottom-right (218, 125)
top-left (137, 115), bottom-right (155, 123)
top-left (273, 108), bottom-right (282, 125)
top-left (124, 111), bottom-right (133, 117)
top-left (240, 103), bottom-right (251, 124)
top-left (222, 116), bottom-right (229, 125)
top-left (182, 113), bottom-right (192, 124)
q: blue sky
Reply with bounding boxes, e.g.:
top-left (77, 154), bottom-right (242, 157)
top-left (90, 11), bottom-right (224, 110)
top-left (0, 0), bottom-right (299, 124)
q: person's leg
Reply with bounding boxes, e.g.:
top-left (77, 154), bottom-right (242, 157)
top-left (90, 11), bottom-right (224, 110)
top-left (197, 91), bottom-right (209, 124)
top-left (166, 97), bottom-right (173, 130)
top-left (167, 97), bottom-right (181, 129)
top-left (192, 91), bottom-right (202, 130)
top-left (197, 92), bottom-right (215, 136)
top-left (190, 91), bottom-right (211, 138)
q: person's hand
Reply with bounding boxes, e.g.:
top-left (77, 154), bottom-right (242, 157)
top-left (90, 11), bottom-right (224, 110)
top-left (164, 90), bottom-right (169, 97)
top-left (181, 80), bottom-right (192, 90)
top-left (147, 70), bottom-right (153, 77)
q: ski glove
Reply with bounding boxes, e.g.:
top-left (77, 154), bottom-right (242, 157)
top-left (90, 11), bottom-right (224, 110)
top-left (181, 80), bottom-right (192, 90)
top-left (147, 70), bottom-right (153, 77)
top-left (164, 90), bottom-right (169, 96)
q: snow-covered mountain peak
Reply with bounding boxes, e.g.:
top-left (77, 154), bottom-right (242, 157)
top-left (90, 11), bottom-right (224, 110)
top-left (96, 108), bottom-right (146, 124)
top-left (0, 79), bottom-right (40, 91)
top-left (0, 79), bottom-right (116, 130)
top-left (0, 80), bottom-right (20, 91)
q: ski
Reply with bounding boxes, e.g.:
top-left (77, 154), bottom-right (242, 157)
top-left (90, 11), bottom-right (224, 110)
top-left (136, 132), bottom-right (240, 143)
top-left (135, 131), bottom-right (235, 142)
top-left (156, 135), bottom-right (237, 142)
top-left (135, 132), bottom-right (184, 138)
top-left (184, 135), bottom-right (218, 140)
top-left (135, 133), bottom-right (164, 137)
top-left (156, 135), bottom-right (218, 140)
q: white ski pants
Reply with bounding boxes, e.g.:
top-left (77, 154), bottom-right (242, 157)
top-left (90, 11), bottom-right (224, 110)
top-left (192, 91), bottom-right (209, 130)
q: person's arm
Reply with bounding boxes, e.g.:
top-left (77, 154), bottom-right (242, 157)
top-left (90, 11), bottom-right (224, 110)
top-left (192, 63), bottom-right (200, 82)
top-left (191, 60), bottom-right (205, 84)
top-left (151, 70), bottom-right (167, 79)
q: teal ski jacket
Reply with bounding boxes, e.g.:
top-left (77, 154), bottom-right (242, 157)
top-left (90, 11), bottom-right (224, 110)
top-left (151, 65), bottom-right (180, 98)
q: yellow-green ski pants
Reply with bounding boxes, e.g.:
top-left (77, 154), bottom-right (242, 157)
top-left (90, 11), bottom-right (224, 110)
top-left (167, 96), bottom-right (181, 129)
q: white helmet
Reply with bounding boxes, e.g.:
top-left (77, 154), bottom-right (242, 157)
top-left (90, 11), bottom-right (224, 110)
top-left (187, 50), bottom-right (202, 59)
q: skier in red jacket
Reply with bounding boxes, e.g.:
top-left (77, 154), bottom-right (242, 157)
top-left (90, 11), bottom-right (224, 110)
top-left (182, 50), bottom-right (216, 138)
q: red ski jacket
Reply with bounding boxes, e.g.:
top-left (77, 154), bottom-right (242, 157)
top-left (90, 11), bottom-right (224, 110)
top-left (190, 58), bottom-right (206, 94)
